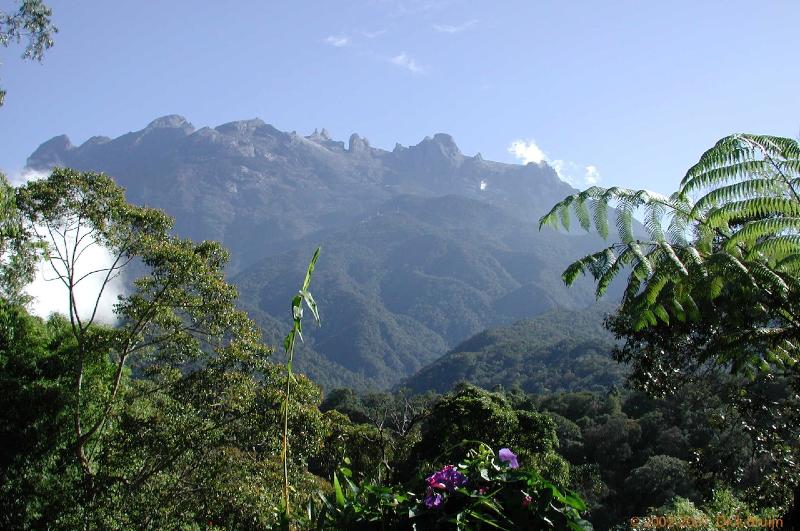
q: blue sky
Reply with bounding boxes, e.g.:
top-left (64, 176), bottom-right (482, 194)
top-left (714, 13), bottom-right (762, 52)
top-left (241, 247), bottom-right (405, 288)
top-left (1, 0), bottom-right (798, 194)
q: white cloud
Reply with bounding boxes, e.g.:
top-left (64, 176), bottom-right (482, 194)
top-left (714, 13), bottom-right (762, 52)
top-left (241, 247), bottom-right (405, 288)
top-left (391, 52), bottom-right (424, 73)
top-left (508, 139), bottom-right (601, 186)
top-left (362, 29), bottom-right (387, 38)
top-left (433, 19), bottom-right (477, 34)
top-left (11, 170), bottom-right (126, 324)
top-left (584, 165), bottom-right (601, 185)
top-left (7, 168), bottom-right (49, 186)
top-left (508, 139), bottom-right (547, 164)
top-left (26, 232), bottom-right (126, 325)
top-left (324, 35), bottom-right (350, 47)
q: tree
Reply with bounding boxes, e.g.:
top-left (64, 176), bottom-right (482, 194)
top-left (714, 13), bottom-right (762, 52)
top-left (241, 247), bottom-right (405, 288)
top-left (624, 455), bottom-right (697, 514)
top-left (407, 384), bottom-right (569, 488)
top-left (0, 173), bottom-right (39, 303)
top-left (10, 168), bottom-right (293, 525)
top-left (541, 134), bottom-right (800, 513)
top-left (0, 0), bottom-right (57, 105)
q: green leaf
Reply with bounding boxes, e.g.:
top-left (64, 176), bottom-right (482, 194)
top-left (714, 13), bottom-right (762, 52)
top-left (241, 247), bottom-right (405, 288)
top-left (333, 472), bottom-right (346, 507)
top-left (300, 289), bottom-right (320, 325)
top-left (302, 247), bottom-right (320, 291)
top-left (653, 304), bottom-right (670, 324)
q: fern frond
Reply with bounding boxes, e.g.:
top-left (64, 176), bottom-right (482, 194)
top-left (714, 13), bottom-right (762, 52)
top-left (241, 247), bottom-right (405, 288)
top-left (666, 211), bottom-right (691, 246)
top-left (693, 178), bottom-right (786, 216)
top-left (706, 197), bottom-right (800, 228)
top-left (683, 159), bottom-right (771, 196)
top-left (593, 196), bottom-right (609, 239)
top-left (558, 195), bottom-right (573, 231)
top-left (615, 199), bottom-right (635, 243)
top-left (629, 241), bottom-right (653, 277)
top-left (642, 273), bottom-right (669, 306)
top-left (644, 202), bottom-right (665, 241)
top-left (724, 217), bottom-right (800, 251)
top-left (574, 196), bottom-right (591, 232)
top-left (659, 242), bottom-right (689, 276)
top-left (748, 261), bottom-right (790, 295)
top-left (562, 250), bottom-right (606, 286)
top-left (747, 235), bottom-right (800, 262)
top-left (597, 246), bottom-right (635, 298)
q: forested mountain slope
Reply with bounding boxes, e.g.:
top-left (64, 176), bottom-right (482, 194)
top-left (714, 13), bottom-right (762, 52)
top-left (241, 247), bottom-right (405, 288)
top-left (26, 116), bottom-right (621, 388)
top-left (403, 304), bottom-right (624, 394)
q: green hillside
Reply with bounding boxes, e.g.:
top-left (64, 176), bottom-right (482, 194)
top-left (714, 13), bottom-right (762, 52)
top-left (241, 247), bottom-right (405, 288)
top-left (234, 195), bottom-right (620, 389)
top-left (403, 304), bottom-right (626, 394)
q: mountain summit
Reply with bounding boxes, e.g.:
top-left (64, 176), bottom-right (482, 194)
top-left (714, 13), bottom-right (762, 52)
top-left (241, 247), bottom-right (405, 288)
top-left (26, 116), bottom-right (615, 389)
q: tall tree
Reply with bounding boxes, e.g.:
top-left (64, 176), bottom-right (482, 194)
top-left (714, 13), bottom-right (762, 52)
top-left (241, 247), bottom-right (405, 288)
top-left (0, 173), bottom-right (39, 302)
top-left (13, 168), bottom-right (276, 524)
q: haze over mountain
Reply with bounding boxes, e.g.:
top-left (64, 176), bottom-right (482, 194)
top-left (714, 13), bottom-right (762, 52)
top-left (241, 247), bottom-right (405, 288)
top-left (25, 115), bottom-right (620, 389)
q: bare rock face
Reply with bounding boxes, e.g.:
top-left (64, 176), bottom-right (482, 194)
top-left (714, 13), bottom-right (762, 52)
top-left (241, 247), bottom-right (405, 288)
top-left (145, 114), bottom-right (195, 132)
top-left (25, 115), bottom-right (605, 390)
top-left (27, 134), bottom-right (73, 168)
top-left (347, 133), bottom-right (371, 154)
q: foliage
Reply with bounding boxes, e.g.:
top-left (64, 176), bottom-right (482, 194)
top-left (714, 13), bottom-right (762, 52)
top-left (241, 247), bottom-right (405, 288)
top-left (541, 134), bottom-right (800, 373)
top-left (541, 134), bottom-right (800, 522)
top-left (0, 173), bottom-right (40, 303)
top-left (15, 168), bottom-right (269, 493)
top-left (529, 383), bottom-right (798, 529)
top-left (281, 247), bottom-right (320, 518)
top-left (1, 169), bottom-right (342, 528)
top-left (630, 490), bottom-right (785, 531)
top-left (315, 460), bottom-right (414, 530)
top-left (315, 444), bottom-right (591, 530)
top-left (405, 305), bottom-right (624, 395)
top-left (411, 385), bottom-right (565, 480)
top-left (624, 455), bottom-right (696, 513)
top-left (0, 0), bottom-right (57, 105)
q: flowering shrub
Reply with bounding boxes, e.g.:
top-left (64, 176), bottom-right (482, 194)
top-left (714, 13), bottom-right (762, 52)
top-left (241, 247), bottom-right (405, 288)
top-left (314, 443), bottom-right (592, 530)
top-left (424, 465), bottom-right (469, 509)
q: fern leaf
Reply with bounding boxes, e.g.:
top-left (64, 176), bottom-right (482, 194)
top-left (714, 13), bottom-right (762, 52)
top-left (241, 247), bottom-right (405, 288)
top-left (593, 196), bottom-right (609, 239)
top-left (574, 196), bottom-right (591, 232)
top-left (725, 217), bottom-right (800, 251)
top-left (615, 200), bottom-right (635, 243)
top-left (706, 197), bottom-right (800, 228)
top-left (747, 235), bottom-right (800, 262)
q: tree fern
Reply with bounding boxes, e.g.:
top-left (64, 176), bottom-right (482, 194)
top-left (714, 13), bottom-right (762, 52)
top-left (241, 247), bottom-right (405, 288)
top-left (540, 133), bottom-right (800, 372)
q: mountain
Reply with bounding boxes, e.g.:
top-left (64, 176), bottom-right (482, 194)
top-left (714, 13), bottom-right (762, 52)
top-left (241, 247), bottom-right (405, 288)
top-left (25, 115), bottom-right (622, 390)
top-left (402, 304), bottom-right (626, 395)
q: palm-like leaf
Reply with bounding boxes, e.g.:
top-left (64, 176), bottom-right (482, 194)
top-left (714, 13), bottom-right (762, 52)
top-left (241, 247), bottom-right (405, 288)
top-left (540, 133), bottom-right (800, 367)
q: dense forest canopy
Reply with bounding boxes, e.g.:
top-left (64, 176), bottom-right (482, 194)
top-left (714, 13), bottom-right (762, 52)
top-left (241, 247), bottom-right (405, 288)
top-left (2, 134), bottom-right (799, 529)
top-left (2, 2), bottom-right (799, 529)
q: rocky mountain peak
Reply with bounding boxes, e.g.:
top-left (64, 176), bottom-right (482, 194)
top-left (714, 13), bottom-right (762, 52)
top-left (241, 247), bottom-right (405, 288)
top-left (26, 134), bottom-right (73, 169)
top-left (145, 115), bottom-right (195, 133)
top-left (214, 118), bottom-right (266, 135)
top-left (348, 133), bottom-right (371, 153)
top-left (431, 133), bottom-right (460, 155)
top-left (307, 128), bottom-right (333, 142)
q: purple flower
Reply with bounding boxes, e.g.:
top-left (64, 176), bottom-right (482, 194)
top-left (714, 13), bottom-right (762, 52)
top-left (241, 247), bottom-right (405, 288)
top-left (426, 464), bottom-right (468, 492)
top-left (522, 494), bottom-right (533, 507)
top-left (424, 490), bottom-right (443, 509)
top-left (498, 448), bottom-right (519, 469)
